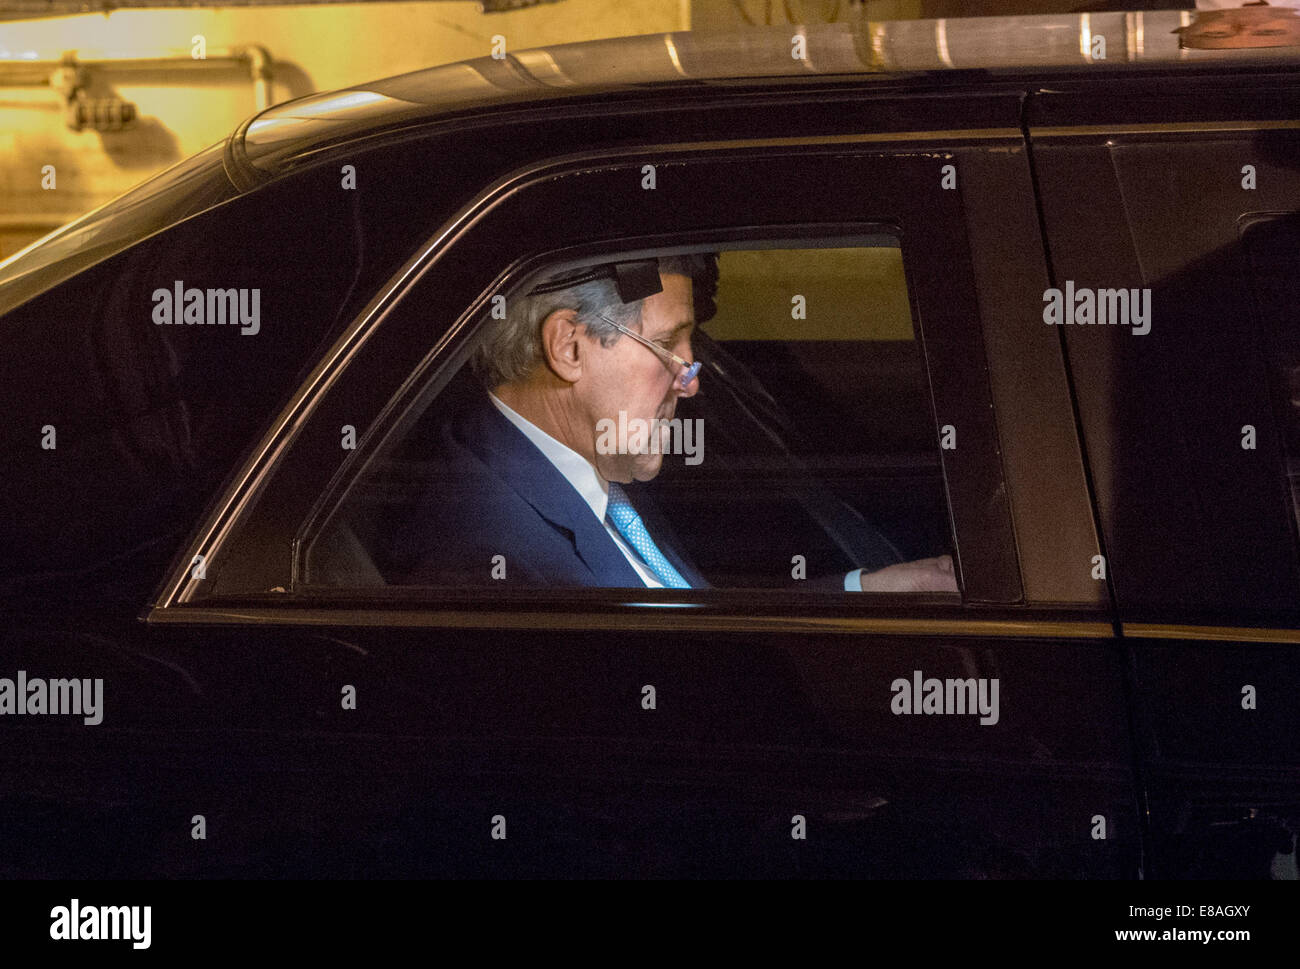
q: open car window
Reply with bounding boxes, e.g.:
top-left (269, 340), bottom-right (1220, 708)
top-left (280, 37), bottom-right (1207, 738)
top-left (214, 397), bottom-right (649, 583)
top-left (299, 240), bottom-right (957, 595)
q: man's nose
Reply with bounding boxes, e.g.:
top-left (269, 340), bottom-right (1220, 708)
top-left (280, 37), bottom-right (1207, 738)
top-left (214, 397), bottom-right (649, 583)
top-left (676, 364), bottom-right (700, 397)
top-left (674, 336), bottom-right (700, 396)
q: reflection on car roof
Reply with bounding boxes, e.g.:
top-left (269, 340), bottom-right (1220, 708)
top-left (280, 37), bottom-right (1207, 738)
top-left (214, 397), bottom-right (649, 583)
top-left (240, 12), bottom-right (1300, 176)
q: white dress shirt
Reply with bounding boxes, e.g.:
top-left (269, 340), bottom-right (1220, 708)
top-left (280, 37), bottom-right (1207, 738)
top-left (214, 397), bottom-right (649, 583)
top-left (488, 392), bottom-right (664, 588)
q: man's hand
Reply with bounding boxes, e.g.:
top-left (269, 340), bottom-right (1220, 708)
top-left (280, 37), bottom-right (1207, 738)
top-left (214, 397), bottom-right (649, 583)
top-left (859, 554), bottom-right (958, 593)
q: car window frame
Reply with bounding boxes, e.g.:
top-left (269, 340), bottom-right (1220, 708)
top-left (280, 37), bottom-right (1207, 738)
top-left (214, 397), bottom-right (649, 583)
top-left (147, 136), bottom-right (1026, 622)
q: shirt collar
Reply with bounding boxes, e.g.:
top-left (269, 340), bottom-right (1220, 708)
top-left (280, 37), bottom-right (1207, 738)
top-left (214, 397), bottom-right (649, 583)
top-left (487, 390), bottom-right (609, 521)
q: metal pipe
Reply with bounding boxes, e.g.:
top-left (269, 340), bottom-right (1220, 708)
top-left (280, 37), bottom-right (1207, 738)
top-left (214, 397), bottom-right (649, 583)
top-left (0, 45), bottom-right (275, 110)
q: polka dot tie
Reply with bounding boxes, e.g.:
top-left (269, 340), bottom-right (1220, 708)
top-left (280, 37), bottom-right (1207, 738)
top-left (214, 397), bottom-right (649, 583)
top-left (606, 482), bottom-right (692, 589)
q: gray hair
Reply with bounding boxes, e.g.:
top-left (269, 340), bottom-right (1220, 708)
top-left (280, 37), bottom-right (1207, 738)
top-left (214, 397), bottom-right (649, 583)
top-left (473, 254), bottom-right (709, 389)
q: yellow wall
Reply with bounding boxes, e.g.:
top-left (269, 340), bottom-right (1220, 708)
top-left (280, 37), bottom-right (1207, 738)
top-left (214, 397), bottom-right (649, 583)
top-left (692, 0), bottom-right (921, 29)
top-left (710, 247), bottom-right (914, 342)
top-left (0, 0), bottom-right (690, 258)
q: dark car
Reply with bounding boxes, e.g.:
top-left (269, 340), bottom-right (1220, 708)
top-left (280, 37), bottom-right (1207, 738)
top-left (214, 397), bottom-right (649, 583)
top-left (1, 11), bottom-right (1298, 879)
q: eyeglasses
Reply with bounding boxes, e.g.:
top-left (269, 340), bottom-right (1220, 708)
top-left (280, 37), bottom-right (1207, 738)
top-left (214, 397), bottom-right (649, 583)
top-left (597, 313), bottom-right (702, 390)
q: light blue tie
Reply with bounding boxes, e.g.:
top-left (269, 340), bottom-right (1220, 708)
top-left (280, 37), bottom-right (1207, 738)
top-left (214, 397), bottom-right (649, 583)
top-left (605, 482), bottom-right (691, 589)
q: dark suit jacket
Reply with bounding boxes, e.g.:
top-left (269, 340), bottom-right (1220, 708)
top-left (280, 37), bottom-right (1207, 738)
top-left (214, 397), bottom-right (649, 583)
top-left (377, 392), bottom-right (710, 589)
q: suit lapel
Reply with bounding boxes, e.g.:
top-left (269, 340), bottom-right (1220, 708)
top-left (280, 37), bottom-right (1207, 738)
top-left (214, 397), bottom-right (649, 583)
top-left (461, 399), bottom-right (644, 587)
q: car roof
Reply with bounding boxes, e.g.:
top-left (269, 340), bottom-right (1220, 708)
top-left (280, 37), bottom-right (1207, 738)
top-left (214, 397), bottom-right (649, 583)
top-left (2, 11), bottom-right (1297, 318)
top-left (236, 12), bottom-right (1300, 179)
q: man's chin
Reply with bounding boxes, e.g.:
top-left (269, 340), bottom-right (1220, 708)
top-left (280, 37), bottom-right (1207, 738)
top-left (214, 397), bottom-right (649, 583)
top-left (631, 460), bottom-right (663, 482)
top-left (619, 455), bottom-right (664, 483)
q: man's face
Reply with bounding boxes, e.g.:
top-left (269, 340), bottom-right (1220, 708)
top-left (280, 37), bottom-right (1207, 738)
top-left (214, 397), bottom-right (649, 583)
top-left (582, 272), bottom-right (698, 483)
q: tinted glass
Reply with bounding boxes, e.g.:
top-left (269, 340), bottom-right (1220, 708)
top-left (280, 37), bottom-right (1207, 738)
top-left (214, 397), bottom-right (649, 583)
top-left (0, 157), bottom-right (443, 606)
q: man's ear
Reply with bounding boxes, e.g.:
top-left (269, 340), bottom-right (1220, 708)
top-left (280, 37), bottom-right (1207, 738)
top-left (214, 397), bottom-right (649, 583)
top-left (538, 308), bottom-right (585, 384)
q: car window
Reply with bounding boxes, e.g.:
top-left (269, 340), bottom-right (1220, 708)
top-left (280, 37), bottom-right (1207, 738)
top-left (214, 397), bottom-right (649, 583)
top-left (167, 146), bottom-right (1021, 608)
top-left (299, 240), bottom-right (957, 594)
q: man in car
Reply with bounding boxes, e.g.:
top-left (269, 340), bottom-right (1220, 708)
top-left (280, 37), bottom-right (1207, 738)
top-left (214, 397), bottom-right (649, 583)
top-left (384, 254), bottom-right (957, 592)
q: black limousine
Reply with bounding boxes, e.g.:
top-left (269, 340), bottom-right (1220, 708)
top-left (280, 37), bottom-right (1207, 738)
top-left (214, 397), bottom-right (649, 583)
top-left (1, 11), bottom-right (1298, 878)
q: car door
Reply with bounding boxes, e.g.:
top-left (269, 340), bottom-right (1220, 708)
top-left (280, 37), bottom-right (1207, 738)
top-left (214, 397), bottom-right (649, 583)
top-left (1029, 68), bottom-right (1300, 879)
top-left (121, 85), bottom-right (1140, 878)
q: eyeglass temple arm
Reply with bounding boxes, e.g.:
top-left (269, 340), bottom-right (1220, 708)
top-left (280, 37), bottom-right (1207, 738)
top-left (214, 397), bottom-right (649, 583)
top-left (603, 316), bottom-right (701, 387)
